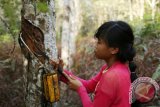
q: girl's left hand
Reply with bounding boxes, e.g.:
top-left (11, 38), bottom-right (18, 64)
top-left (63, 72), bottom-right (82, 91)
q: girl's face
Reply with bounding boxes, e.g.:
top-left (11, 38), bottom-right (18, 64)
top-left (94, 38), bottom-right (118, 61)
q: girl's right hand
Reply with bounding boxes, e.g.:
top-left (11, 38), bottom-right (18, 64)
top-left (63, 72), bottom-right (83, 91)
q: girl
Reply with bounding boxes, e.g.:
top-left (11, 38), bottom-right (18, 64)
top-left (60, 21), bottom-right (137, 107)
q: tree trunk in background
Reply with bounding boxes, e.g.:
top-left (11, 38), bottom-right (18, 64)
top-left (129, 0), bottom-right (133, 21)
top-left (151, 0), bottom-right (156, 21)
top-left (128, 0), bottom-right (144, 20)
top-left (139, 0), bottom-right (144, 20)
top-left (21, 0), bottom-right (57, 107)
top-left (61, 0), bottom-right (70, 69)
top-left (61, 0), bottom-right (80, 69)
top-left (60, 1), bottom-right (81, 106)
top-left (147, 0), bottom-right (158, 21)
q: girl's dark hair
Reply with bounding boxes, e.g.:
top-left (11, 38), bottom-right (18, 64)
top-left (94, 21), bottom-right (140, 107)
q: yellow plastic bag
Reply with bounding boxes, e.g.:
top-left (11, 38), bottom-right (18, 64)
top-left (43, 73), bottom-right (60, 102)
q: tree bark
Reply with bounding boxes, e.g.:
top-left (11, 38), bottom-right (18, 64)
top-left (21, 0), bottom-right (57, 107)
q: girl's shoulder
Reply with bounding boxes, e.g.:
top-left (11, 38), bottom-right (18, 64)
top-left (104, 62), bottom-right (130, 79)
top-left (112, 62), bottom-right (129, 72)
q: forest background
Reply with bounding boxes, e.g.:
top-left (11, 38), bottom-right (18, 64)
top-left (0, 0), bottom-right (160, 107)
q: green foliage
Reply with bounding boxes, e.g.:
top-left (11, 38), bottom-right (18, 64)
top-left (152, 64), bottom-right (160, 80)
top-left (0, 34), bottom-right (12, 42)
top-left (142, 22), bottom-right (160, 37)
top-left (0, 0), bottom-right (21, 43)
top-left (37, 2), bottom-right (49, 13)
top-left (132, 12), bottom-right (160, 38)
top-left (0, 0), bottom-right (21, 33)
top-left (0, 22), bottom-right (5, 34)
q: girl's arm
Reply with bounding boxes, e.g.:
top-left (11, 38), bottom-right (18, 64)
top-left (76, 72), bottom-right (118, 107)
top-left (60, 65), bottom-right (107, 93)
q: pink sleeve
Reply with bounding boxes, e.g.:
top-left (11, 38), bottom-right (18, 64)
top-left (77, 72), bottom-right (118, 107)
top-left (77, 71), bottom-right (102, 93)
top-left (60, 65), bottom-right (107, 93)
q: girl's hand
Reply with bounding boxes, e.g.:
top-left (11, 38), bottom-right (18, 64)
top-left (63, 72), bottom-right (82, 91)
top-left (49, 58), bottom-right (64, 74)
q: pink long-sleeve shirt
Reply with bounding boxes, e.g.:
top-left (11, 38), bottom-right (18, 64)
top-left (61, 61), bottom-right (131, 107)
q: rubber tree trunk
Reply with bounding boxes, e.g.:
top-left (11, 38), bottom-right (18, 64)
top-left (21, 0), bottom-right (58, 107)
